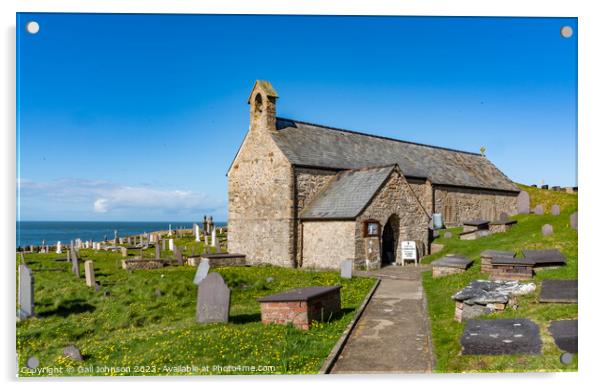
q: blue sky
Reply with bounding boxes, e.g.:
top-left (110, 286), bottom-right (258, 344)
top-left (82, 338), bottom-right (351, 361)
top-left (16, 14), bottom-right (577, 221)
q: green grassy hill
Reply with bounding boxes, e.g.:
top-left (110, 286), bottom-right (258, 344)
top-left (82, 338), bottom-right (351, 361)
top-left (422, 185), bottom-right (577, 372)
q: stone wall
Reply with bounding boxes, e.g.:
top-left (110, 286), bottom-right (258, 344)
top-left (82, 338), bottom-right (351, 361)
top-left (434, 186), bottom-right (518, 227)
top-left (301, 221), bottom-right (356, 269)
top-left (408, 178), bottom-right (434, 215)
top-left (227, 90), bottom-right (296, 267)
top-left (294, 167), bottom-right (338, 266)
top-left (355, 169), bottom-right (430, 268)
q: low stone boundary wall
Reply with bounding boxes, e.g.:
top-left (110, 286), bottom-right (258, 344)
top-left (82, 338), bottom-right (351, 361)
top-left (121, 259), bottom-right (164, 270)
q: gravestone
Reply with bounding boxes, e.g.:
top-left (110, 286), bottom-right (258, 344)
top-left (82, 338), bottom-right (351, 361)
top-left (155, 243), bottom-right (161, 259)
top-left (211, 228), bottom-right (217, 247)
top-left (63, 345), bottom-right (83, 361)
top-left (517, 191), bottom-right (530, 214)
top-left (18, 264), bottom-right (34, 319)
top-left (174, 246), bottom-right (184, 265)
top-left (542, 224), bottom-right (554, 236)
top-left (196, 272), bottom-right (230, 323)
top-left (204, 235), bottom-right (209, 246)
top-left (121, 247), bottom-right (128, 258)
top-left (570, 212), bottom-right (578, 230)
top-left (193, 259), bottom-right (210, 285)
top-left (461, 318), bottom-right (542, 355)
top-left (534, 205), bottom-right (544, 215)
top-left (169, 238), bottom-right (174, 251)
top-left (549, 320), bottom-right (578, 353)
top-left (71, 248), bottom-right (80, 277)
top-left (551, 204), bottom-right (560, 216)
top-left (162, 238), bottom-right (166, 251)
top-left (340, 259), bottom-right (353, 279)
top-left (84, 260), bottom-right (96, 288)
top-left (215, 241), bottom-right (222, 254)
top-left (56, 241), bottom-right (62, 254)
top-left (444, 232), bottom-right (453, 239)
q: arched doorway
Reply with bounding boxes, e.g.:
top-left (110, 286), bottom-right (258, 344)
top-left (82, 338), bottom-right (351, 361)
top-left (381, 215), bottom-right (399, 266)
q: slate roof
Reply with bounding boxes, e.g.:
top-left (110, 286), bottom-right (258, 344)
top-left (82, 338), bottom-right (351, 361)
top-left (272, 118), bottom-right (519, 192)
top-left (300, 165), bottom-right (396, 220)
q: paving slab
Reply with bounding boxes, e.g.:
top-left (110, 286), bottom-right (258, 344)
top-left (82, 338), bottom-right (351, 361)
top-left (549, 320), bottom-right (578, 353)
top-left (540, 280), bottom-right (578, 303)
top-left (461, 318), bottom-right (542, 355)
top-left (331, 265), bottom-right (433, 374)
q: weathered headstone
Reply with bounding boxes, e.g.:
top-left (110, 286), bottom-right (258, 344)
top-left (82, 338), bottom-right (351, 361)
top-left (517, 191), bottom-right (530, 214)
top-left (71, 248), bottom-right (80, 278)
top-left (204, 235), bottom-right (209, 246)
top-left (570, 211), bottom-right (578, 230)
top-left (162, 238), bottom-right (166, 251)
top-left (168, 238), bottom-right (174, 251)
top-left (193, 259), bottom-right (211, 285)
top-left (215, 240), bottom-right (222, 254)
top-left (155, 243), bottom-right (161, 259)
top-left (211, 228), bottom-right (217, 247)
top-left (444, 231), bottom-right (453, 239)
top-left (121, 247), bottom-right (128, 258)
top-left (84, 260), bottom-right (96, 288)
top-left (534, 204), bottom-right (544, 215)
top-left (56, 241), bottom-right (62, 254)
top-left (542, 224), bottom-right (554, 236)
top-left (196, 272), bottom-right (230, 323)
top-left (551, 204), bottom-right (560, 216)
top-left (18, 264), bottom-right (34, 319)
top-left (174, 246), bottom-right (184, 265)
top-left (340, 259), bottom-right (353, 279)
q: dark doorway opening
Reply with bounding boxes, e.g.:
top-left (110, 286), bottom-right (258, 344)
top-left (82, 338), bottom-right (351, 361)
top-left (381, 216), bottom-right (396, 266)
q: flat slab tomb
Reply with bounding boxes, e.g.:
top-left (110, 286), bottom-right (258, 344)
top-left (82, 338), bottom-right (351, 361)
top-left (539, 279), bottom-right (578, 303)
top-left (549, 319), bottom-right (578, 353)
top-left (257, 286), bottom-right (341, 330)
top-left (461, 318), bottom-right (542, 355)
top-left (488, 220), bottom-right (518, 233)
top-left (187, 253), bottom-right (246, 267)
top-left (522, 249), bottom-right (567, 267)
top-left (462, 219), bottom-right (490, 232)
top-left (431, 255), bottom-right (473, 278)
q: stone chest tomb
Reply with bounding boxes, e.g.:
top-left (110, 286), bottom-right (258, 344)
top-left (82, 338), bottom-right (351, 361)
top-left (257, 286), bottom-right (341, 330)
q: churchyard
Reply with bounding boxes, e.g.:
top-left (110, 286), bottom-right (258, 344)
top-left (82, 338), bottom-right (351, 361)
top-left (16, 229), bottom-right (374, 376)
top-left (422, 184), bottom-right (578, 372)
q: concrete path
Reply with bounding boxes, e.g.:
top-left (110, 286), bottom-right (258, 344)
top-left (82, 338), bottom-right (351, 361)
top-left (331, 265), bottom-right (434, 374)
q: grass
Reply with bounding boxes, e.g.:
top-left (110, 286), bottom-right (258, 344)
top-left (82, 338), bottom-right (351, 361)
top-left (16, 236), bottom-right (375, 376)
top-left (421, 184), bottom-right (578, 372)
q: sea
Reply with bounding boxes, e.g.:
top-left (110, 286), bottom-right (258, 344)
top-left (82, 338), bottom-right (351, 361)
top-left (16, 221), bottom-right (227, 248)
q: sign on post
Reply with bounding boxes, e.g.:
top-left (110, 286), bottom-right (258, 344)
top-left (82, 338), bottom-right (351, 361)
top-left (401, 241), bottom-right (417, 266)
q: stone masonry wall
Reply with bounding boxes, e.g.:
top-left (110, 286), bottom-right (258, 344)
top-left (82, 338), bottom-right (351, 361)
top-left (294, 167), bottom-right (338, 266)
top-left (302, 221), bottom-right (356, 269)
top-left (227, 95), bottom-right (296, 267)
top-left (434, 186), bottom-right (518, 227)
top-left (355, 170), bottom-right (430, 268)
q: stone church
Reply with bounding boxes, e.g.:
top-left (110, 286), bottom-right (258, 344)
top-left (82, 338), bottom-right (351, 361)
top-left (227, 81), bottom-right (519, 269)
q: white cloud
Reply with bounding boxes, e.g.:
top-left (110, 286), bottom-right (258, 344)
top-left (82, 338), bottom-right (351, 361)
top-left (18, 178), bottom-right (224, 217)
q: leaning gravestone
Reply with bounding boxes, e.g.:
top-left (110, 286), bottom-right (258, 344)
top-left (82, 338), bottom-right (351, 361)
top-left (196, 272), bottom-right (230, 323)
top-left (517, 191), bottom-right (530, 214)
top-left (551, 204), bottom-right (560, 216)
top-left (542, 224), bottom-right (554, 236)
top-left (84, 260), bottom-right (96, 288)
top-left (71, 249), bottom-right (80, 278)
top-left (570, 212), bottom-right (578, 230)
top-left (340, 259), bottom-right (353, 279)
top-left (193, 259), bottom-right (210, 285)
top-left (18, 264), bottom-right (34, 320)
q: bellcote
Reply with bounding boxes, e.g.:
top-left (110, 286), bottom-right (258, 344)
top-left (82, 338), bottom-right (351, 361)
top-left (248, 80), bottom-right (278, 133)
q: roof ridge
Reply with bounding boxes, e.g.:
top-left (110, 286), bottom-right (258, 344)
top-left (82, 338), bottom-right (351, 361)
top-left (276, 117), bottom-right (482, 156)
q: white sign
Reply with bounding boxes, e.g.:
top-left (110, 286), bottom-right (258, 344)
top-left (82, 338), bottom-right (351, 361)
top-left (401, 241), bottom-right (417, 261)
